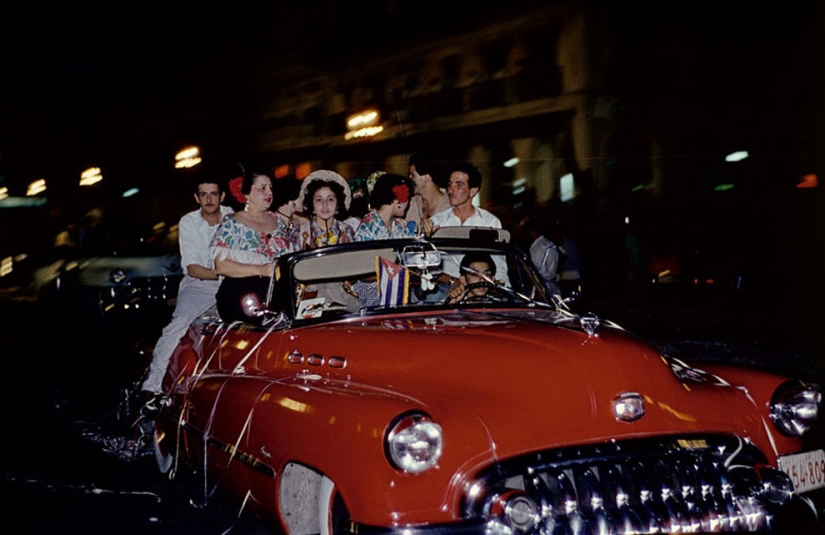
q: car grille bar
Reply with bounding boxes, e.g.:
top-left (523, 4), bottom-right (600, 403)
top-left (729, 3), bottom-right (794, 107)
top-left (467, 435), bottom-right (786, 534)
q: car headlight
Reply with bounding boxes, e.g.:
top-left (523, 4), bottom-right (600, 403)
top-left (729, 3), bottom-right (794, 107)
top-left (770, 380), bottom-right (821, 436)
top-left (385, 412), bottom-right (442, 473)
top-left (109, 269), bottom-right (127, 284)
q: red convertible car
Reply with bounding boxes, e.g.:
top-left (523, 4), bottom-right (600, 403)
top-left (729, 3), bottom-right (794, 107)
top-left (153, 230), bottom-right (822, 534)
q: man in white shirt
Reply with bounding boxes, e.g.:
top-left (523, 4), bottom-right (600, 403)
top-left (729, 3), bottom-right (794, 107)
top-left (429, 162), bottom-right (502, 229)
top-left (427, 162), bottom-right (509, 291)
top-left (140, 174), bottom-right (234, 401)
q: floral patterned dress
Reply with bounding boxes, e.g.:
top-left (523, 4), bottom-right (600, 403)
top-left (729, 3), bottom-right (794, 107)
top-left (353, 210), bottom-right (414, 241)
top-left (288, 218), bottom-right (354, 251)
top-left (210, 213), bottom-right (290, 265)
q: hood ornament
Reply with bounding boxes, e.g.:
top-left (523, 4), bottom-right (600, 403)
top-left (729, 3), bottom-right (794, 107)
top-left (579, 313), bottom-right (600, 337)
top-left (613, 392), bottom-right (645, 423)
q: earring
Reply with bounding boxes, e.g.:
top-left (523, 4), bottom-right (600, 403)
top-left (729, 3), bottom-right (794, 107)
top-left (244, 200), bottom-right (250, 212)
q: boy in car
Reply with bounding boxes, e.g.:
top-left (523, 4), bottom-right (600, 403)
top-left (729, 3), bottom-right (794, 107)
top-left (444, 252), bottom-right (498, 303)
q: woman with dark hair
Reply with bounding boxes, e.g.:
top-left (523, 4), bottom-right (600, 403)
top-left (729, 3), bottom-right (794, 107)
top-left (288, 170), bottom-right (354, 251)
top-left (209, 166), bottom-right (289, 321)
top-left (354, 172), bottom-right (415, 241)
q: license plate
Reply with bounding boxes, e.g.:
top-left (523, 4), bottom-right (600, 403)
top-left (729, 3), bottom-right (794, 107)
top-left (777, 449), bottom-right (825, 493)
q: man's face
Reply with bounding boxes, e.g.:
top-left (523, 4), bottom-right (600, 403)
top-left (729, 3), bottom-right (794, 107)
top-left (409, 165), bottom-right (426, 194)
top-left (195, 183), bottom-right (224, 215)
top-left (461, 261), bottom-right (494, 298)
top-left (446, 171), bottom-right (478, 208)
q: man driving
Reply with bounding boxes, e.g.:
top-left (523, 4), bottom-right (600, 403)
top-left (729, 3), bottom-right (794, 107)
top-left (445, 252), bottom-right (498, 303)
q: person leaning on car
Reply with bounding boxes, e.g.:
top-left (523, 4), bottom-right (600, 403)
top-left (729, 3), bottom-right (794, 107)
top-left (139, 169), bottom-right (234, 404)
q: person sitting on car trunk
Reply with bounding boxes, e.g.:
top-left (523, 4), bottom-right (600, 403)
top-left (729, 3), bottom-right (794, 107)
top-left (140, 168), bottom-right (234, 404)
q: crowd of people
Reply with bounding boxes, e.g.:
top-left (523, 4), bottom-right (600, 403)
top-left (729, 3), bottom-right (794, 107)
top-left (138, 154), bottom-right (579, 407)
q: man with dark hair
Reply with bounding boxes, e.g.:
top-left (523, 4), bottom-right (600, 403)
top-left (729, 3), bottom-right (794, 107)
top-left (407, 153), bottom-right (449, 235)
top-left (140, 171), bottom-right (234, 402)
top-left (427, 162), bottom-right (508, 289)
top-left (444, 252), bottom-right (497, 303)
top-left (429, 162), bottom-right (501, 230)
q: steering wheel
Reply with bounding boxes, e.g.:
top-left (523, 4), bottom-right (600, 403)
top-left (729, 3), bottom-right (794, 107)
top-left (444, 281), bottom-right (513, 304)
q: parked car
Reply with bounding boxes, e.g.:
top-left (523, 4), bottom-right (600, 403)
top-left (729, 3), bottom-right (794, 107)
top-left (33, 221), bottom-right (182, 317)
top-left (153, 229), bottom-right (822, 534)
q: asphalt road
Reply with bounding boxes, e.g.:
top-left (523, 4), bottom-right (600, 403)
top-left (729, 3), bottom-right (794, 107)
top-left (1, 287), bottom-right (822, 535)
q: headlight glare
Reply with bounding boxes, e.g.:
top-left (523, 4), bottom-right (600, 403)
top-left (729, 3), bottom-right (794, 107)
top-left (770, 381), bottom-right (821, 436)
top-left (386, 413), bottom-right (442, 473)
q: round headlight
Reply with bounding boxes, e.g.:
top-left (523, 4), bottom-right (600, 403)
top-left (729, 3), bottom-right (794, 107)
top-left (770, 381), bottom-right (821, 436)
top-left (385, 412), bottom-right (442, 473)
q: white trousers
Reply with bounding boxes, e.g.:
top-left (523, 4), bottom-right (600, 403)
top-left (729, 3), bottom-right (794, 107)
top-left (141, 284), bottom-right (218, 394)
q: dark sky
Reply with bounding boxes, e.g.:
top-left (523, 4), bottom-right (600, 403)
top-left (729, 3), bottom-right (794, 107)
top-left (1, 1), bottom-right (822, 190)
top-left (0, 2), bottom-right (279, 181)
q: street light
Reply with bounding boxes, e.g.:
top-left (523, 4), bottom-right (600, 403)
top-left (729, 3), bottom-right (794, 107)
top-left (26, 178), bottom-right (47, 196)
top-left (175, 146), bottom-right (202, 168)
top-left (80, 167), bottom-right (102, 186)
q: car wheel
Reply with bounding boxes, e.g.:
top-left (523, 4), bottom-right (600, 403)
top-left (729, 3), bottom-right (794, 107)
top-left (319, 476), bottom-right (351, 535)
top-left (153, 426), bottom-right (174, 474)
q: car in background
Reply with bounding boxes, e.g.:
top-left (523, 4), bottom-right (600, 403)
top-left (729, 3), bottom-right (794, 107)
top-left (34, 214), bottom-right (182, 317)
top-left (153, 229), bottom-right (822, 534)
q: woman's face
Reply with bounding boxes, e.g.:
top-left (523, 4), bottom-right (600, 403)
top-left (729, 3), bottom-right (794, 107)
top-left (312, 186), bottom-right (338, 220)
top-left (248, 175), bottom-right (273, 211)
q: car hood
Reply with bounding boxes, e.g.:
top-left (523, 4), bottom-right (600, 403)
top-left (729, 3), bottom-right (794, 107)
top-left (291, 309), bottom-right (777, 460)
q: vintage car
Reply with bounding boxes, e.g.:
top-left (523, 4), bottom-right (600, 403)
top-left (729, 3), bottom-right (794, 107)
top-left (153, 228), bottom-right (822, 534)
top-left (34, 225), bottom-right (182, 317)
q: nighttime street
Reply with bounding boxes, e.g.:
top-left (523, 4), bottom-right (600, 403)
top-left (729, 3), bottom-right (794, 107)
top-left (1, 1), bottom-right (824, 534)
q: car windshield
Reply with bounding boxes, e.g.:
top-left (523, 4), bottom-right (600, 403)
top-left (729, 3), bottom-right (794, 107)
top-left (279, 237), bottom-right (554, 322)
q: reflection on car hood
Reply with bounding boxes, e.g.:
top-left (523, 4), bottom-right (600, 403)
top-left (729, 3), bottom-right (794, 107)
top-left (295, 309), bottom-right (773, 458)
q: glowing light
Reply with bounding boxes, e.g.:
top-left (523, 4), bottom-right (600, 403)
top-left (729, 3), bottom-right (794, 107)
top-left (26, 179), bottom-right (47, 196)
top-left (0, 256), bottom-right (12, 277)
top-left (175, 146), bottom-right (201, 168)
top-left (274, 165), bottom-right (289, 178)
top-left (560, 173), bottom-right (574, 202)
top-left (725, 150), bottom-right (749, 162)
top-left (624, 216), bottom-right (630, 225)
top-left (344, 125), bottom-right (384, 140)
top-left (295, 163), bottom-right (311, 179)
top-left (175, 157), bottom-right (202, 169)
top-left (797, 174), bottom-right (818, 189)
top-left (714, 184), bottom-right (735, 192)
top-left (346, 110), bottom-right (378, 129)
top-left (631, 184), bottom-right (645, 192)
top-left (0, 187), bottom-right (7, 201)
top-left (80, 167), bottom-right (103, 186)
top-left (122, 188), bottom-right (139, 198)
top-left (176, 146), bottom-right (199, 159)
top-left (503, 157), bottom-right (520, 168)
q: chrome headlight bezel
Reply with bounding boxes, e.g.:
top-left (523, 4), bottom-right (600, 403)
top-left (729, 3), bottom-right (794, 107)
top-left (385, 411), bottom-right (443, 474)
top-left (769, 380), bottom-right (821, 436)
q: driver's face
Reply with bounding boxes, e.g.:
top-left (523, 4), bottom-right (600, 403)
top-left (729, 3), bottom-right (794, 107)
top-left (462, 261), bottom-right (494, 297)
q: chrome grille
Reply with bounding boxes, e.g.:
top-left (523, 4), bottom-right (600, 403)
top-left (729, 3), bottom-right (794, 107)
top-left (466, 435), bottom-right (788, 534)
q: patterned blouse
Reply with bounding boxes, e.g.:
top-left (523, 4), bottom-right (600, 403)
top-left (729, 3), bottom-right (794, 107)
top-left (288, 218), bottom-right (354, 251)
top-left (353, 210), bottom-right (414, 241)
top-left (210, 212), bottom-right (290, 265)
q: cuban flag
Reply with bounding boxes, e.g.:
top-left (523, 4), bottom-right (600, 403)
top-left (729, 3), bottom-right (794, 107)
top-left (376, 257), bottom-right (409, 307)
